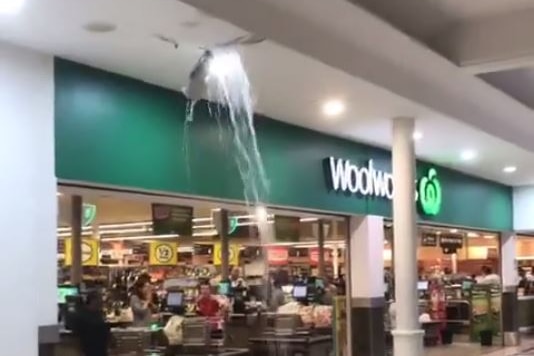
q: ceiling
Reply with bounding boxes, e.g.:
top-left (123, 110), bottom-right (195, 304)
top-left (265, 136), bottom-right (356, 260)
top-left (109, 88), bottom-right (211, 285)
top-left (351, 0), bottom-right (534, 41)
top-left (2, 0), bottom-right (534, 185)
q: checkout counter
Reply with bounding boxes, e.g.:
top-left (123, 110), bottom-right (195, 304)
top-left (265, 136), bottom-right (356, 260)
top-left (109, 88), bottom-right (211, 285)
top-left (518, 290), bottom-right (534, 333)
top-left (54, 279), bottom-right (333, 356)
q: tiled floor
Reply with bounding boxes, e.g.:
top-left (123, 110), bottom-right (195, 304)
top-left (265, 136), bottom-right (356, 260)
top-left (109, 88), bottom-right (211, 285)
top-left (425, 340), bottom-right (534, 356)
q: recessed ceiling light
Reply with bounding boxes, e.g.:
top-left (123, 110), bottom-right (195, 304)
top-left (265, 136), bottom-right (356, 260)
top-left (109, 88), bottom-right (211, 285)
top-left (412, 131), bottom-right (423, 141)
top-left (503, 166), bottom-right (517, 173)
top-left (0, 0), bottom-right (24, 14)
top-left (467, 232), bottom-right (479, 238)
top-left (460, 149), bottom-right (477, 161)
top-left (450, 229), bottom-right (458, 233)
top-left (83, 21), bottom-right (117, 34)
top-left (322, 99), bottom-right (345, 117)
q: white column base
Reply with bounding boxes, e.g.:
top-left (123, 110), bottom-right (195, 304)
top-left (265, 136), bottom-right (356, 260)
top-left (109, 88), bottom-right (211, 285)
top-left (392, 329), bottom-right (424, 356)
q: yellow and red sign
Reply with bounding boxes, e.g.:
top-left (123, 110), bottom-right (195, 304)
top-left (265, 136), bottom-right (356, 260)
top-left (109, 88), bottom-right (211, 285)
top-left (149, 241), bottom-right (178, 266)
top-left (213, 243), bottom-right (239, 266)
top-left (64, 238), bottom-right (100, 266)
top-left (267, 247), bottom-right (288, 266)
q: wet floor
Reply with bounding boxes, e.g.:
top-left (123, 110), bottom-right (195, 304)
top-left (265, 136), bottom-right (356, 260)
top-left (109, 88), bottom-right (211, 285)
top-left (424, 342), bottom-right (534, 356)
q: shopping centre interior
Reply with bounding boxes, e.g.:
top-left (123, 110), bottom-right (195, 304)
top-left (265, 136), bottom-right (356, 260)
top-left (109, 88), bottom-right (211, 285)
top-left (8, 1), bottom-right (534, 356)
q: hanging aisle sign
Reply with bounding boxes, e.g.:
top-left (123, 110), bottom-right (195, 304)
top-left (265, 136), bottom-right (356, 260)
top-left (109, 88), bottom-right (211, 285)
top-left (149, 241), bottom-right (178, 265)
top-left (64, 238), bottom-right (100, 266)
top-left (82, 203), bottom-right (97, 227)
top-left (213, 243), bottom-right (239, 266)
top-left (324, 157), bottom-right (442, 216)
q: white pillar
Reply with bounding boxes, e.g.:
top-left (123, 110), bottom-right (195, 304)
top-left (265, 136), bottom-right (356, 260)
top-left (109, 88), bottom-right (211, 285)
top-left (0, 42), bottom-right (56, 356)
top-left (391, 117), bottom-right (423, 356)
top-left (348, 215), bottom-right (385, 355)
top-left (501, 232), bottom-right (520, 346)
top-left (451, 253), bottom-right (458, 274)
top-left (501, 232), bottom-right (517, 288)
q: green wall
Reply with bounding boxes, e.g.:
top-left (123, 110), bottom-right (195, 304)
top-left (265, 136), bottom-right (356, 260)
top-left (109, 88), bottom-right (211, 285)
top-left (55, 58), bottom-right (513, 231)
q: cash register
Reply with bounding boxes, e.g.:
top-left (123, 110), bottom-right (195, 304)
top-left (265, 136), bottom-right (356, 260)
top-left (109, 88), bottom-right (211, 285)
top-left (57, 285), bottom-right (81, 330)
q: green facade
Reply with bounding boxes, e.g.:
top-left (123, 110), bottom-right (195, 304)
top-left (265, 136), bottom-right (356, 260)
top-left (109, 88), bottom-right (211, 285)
top-left (55, 59), bottom-right (513, 231)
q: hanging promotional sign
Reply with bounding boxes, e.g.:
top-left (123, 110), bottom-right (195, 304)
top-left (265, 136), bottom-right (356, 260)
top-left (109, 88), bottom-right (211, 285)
top-left (64, 238), bottom-right (100, 266)
top-left (267, 247), bottom-right (289, 265)
top-left (152, 204), bottom-right (193, 236)
top-left (439, 234), bottom-right (464, 254)
top-left (149, 241), bottom-right (178, 265)
top-left (274, 215), bottom-right (300, 242)
top-left (213, 243), bottom-right (240, 266)
top-left (324, 157), bottom-right (442, 216)
top-left (82, 203), bottom-right (97, 227)
top-left (421, 233), bottom-right (438, 247)
top-left (310, 248), bottom-right (331, 264)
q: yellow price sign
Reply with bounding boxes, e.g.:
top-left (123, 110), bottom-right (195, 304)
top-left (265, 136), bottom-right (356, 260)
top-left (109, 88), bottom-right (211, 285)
top-left (64, 238), bottom-right (99, 266)
top-left (149, 241), bottom-right (177, 265)
top-left (213, 243), bottom-right (239, 266)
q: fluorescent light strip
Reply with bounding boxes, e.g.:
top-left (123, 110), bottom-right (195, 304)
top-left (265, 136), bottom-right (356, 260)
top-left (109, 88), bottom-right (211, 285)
top-left (57, 231), bottom-right (93, 237)
top-left (100, 221), bottom-right (151, 229)
top-left (58, 226), bottom-right (93, 232)
top-left (192, 217), bottom-right (212, 222)
top-left (300, 218), bottom-right (319, 222)
top-left (99, 227), bottom-right (149, 235)
top-left (193, 230), bottom-right (218, 237)
top-left (193, 224), bottom-right (215, 230)
top-left (101, 234), bottom-right (179, 242)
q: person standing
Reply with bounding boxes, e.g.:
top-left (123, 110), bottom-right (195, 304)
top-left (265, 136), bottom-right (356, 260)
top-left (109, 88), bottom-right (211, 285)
top-left (196, 281), bottom-right (221, 317)
top-left (229, 266), bottom-right (246, 289)
top-left (130, 280), bottom-right (154, 326)
top-left (75, 291), bottom-right (110, 356)
top-left (477, 266), bottom-right (501, 285)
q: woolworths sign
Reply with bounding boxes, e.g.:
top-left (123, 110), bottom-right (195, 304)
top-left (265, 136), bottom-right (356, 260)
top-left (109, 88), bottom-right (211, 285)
top-left (324, 157), bottom-right (442, 216)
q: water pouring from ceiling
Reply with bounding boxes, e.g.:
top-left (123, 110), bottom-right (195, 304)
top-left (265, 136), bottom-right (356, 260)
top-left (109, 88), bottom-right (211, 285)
top-left (183, 34), bottom-right (270, 221)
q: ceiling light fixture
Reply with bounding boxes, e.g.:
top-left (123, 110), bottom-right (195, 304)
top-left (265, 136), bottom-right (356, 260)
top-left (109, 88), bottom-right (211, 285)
top-left (503, 166), bottom-right (517, 173)
top-left (460, 149), bottom-right (477, 161)
top-left (0, 0), bottom-right (24, 15)
top-left (322, 99), bottom-right (345, 117)
top-left (412, 131), bottom-right (423, 141)
top-left (450, 229), bottom-right (458, 233)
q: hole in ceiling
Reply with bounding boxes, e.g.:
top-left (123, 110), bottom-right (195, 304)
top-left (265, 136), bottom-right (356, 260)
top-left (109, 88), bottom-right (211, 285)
top-left (83, 21), bottom-right (117, 34)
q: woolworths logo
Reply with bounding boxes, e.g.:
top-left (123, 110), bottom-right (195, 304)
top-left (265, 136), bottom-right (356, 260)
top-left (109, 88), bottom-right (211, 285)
top-left (324, 157), bottom-right (442, 216)
top-left (418, 168), bottom-right (442, 216)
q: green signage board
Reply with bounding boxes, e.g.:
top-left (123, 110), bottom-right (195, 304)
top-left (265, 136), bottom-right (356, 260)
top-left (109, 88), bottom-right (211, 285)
top-left (54, 59), bottom-right (513, 231)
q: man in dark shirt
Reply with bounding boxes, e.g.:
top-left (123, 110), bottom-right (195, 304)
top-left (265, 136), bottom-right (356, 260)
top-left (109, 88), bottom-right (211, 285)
top-left (75, 291), bottom-right (110, 356)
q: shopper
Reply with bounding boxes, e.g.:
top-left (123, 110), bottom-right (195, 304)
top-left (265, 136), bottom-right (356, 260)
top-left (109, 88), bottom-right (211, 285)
top-left (477, 266), bottom-right (501, 285)
top-left (320, 281), bottom-right (337, 305)
top-left (229, 266), bottom-right (246, 289)
top-left (75, 291), bottom-right (110, 356)
top-left (268, 278), bottom-right (286, 312)
top-left (130, 280), bottom-right (154, 326)
top-left (196, 281), bottom-right (220, 317)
